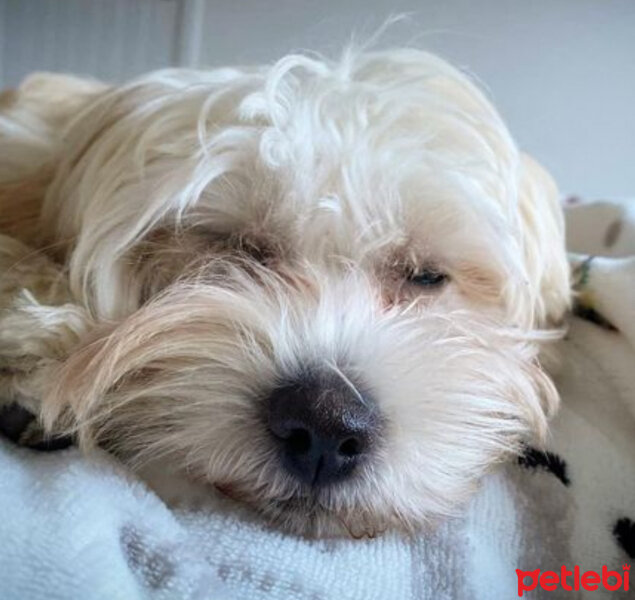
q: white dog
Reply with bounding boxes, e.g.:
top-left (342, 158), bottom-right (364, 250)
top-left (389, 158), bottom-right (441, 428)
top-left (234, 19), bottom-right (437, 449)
top-left (0, 48), bottom-right (570, 537)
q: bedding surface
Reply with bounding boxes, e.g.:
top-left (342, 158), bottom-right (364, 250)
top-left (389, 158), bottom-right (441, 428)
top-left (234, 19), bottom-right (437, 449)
top-left (0, 197), bottom-right (634, 600)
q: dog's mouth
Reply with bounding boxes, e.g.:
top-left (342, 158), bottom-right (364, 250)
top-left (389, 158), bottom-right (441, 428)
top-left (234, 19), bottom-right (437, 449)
top-left (213, 481), bottom-right (389, 539)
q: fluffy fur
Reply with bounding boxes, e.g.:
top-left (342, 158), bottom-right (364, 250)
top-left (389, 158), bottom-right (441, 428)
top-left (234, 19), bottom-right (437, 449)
top-left (0, 49), bottom-right (570, 537)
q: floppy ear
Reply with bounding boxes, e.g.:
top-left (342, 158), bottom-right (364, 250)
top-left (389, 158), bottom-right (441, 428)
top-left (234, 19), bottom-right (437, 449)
top-left (0, 73), bottom-right (107, 248)
top-left (517, 153), bottom-right (571, 327)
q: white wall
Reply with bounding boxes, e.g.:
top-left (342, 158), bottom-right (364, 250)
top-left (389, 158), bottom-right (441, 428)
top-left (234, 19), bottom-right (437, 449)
top-left (1, 0), bottom-right (634, 197)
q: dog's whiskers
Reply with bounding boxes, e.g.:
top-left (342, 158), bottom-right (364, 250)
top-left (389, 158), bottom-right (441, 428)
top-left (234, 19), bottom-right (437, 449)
top-left (324, 360), bottom-right (368, 408)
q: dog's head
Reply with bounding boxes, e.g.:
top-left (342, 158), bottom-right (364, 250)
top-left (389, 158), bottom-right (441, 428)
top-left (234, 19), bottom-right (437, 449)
top-left (39, 50), bottom-right (569, 536)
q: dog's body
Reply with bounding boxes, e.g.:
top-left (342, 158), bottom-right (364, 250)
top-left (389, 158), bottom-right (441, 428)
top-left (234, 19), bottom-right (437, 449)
top-left (0, 49), bottom-right (569, 536)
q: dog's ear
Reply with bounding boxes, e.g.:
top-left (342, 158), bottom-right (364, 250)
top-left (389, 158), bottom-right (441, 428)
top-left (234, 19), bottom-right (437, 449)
top-left (0, 171), bottom-right (52, 247)
top-left (0, 72), bottom-right (106, 132)
top-left (516, 153), bottom-right (571, 327)
top-left (0, 73), bottom-right (107, 249)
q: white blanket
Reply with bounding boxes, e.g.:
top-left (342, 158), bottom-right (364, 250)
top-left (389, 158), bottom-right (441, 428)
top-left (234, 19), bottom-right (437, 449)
top-left (1, 198), bottom-right (634, 600)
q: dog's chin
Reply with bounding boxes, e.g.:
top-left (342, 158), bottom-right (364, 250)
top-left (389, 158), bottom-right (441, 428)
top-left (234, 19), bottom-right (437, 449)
top-left (138, 458), bottom-right (397, 538)
top-left (212, 481), bottom-right (393, 539)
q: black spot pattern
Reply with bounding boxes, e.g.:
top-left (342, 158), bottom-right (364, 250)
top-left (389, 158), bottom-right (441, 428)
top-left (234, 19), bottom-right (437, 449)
top-left (120, 525), bottom-right (175, 589)
top-left (613, 518), bottom-right (635, 559)
top-left (517, 447), bottom-right (570, 486)
top-left (572, 303), bottom-right (618, 331)
top-left (604, 219), bottom-right (623, 248)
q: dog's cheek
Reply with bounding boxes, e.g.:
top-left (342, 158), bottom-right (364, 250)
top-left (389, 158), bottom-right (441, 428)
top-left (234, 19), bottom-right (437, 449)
top-left (357, 320), bottom-right (559, 523)
top-left (521, 353), bottom-right (561, 445)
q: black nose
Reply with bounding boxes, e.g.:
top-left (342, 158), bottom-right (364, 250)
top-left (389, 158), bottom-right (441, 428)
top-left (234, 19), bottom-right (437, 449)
top-left (266, 372), bottom-right (380, 487)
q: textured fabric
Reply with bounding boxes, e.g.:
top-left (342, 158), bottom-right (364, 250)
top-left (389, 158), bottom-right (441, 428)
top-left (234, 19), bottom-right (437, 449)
top-left (0, 198), bottom-right (634, 599)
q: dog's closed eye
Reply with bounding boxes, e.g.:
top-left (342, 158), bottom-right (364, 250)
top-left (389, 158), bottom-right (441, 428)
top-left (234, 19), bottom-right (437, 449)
top-left (408, 269), bottom-right (448, 287)
top-left (407, 268), bottom-right (449, 288)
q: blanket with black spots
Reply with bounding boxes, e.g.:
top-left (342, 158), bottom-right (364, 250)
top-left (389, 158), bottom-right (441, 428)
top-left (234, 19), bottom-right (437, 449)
top-left (0, 197), bottom-right (634, 600)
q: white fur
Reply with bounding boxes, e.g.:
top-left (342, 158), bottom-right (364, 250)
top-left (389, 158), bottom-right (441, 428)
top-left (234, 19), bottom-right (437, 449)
top-left (0, 48), bottom-right (570, 536)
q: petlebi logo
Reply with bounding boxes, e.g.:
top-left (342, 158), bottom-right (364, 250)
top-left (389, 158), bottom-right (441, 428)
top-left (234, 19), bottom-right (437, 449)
top-left (516, 564), bottom-right (630, 596)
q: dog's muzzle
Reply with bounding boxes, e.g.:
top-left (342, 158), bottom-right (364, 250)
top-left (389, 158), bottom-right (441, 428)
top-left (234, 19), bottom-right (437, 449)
top-left (266, 371), bottom-right (382, 487)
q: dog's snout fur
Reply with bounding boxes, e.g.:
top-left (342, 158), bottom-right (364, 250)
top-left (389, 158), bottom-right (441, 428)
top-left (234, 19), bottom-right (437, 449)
top-left (266, 371), bottom-right (380, 487)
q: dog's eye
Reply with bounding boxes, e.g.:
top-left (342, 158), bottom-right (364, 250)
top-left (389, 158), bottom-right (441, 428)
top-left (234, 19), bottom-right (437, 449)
top-left (408, 269), bottom-right (448, 287)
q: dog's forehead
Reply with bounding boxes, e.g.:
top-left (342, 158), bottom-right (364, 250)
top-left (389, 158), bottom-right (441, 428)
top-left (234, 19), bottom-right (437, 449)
top-left (206, 148), bottom-right (508, 267)
top-left (195, 56), bottom-right (519, 265)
